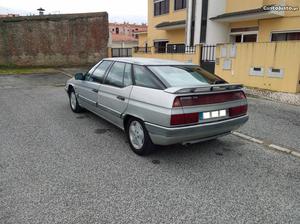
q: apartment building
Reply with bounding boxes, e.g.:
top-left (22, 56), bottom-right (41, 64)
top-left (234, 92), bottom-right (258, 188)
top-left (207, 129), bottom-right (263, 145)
top-left (138, 0), bottom-right (300, 50)
top-left (135, 0), bottom-right (300, 93)
top-left (211, 0), bottom-right (300, 43)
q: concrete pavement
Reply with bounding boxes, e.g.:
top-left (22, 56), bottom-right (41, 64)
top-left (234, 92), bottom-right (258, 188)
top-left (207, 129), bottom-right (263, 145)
top-left (0, 73), bottom-right (299, 224)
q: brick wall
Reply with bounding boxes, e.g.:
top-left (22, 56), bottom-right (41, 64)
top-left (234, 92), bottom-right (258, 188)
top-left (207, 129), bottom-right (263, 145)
top-left (0, 12), bottom-right (108, 67)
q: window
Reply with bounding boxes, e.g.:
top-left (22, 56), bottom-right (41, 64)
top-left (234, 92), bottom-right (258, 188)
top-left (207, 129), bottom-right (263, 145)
top-left (91, 61), bottom-right (112, 83)
top-left (123, 64), bottom-right (133, 87)
top-left (154, 41), bottom-right (168, 53)
top-left (230, 27), bottom-right (258, 43)
top-left (133, 65), bottom-right (164, 89)
top-left (105, 62), bottom-right (126, 88)
top-left (116, 27), bottom-right (119, 34)
top-left (174, 0), bottom-right (186, 10)
top-left (200, 0), bottom-right (209, 43)
top-left (230, 33), bottom-right (257, 43)
top-left (271, 32), bottom-right (300, 41)
top-left (189, 0), bottom-right (196, 45)
top-left (84, 62), bottom-right (101, 81)
top-left (167, 44), bottom-right (186, 53)
top-left (154, 0), bottom-right (169, 16)
top-left (243, 34), bottom-right (257, 42)
top-left (149, 66), bottom-right (226, 87)
top-left (234, 35), bottom-right (242, 43)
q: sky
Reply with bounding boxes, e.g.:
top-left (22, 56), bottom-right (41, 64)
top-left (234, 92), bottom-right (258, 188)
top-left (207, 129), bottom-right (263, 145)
top-left (0, 0), bottom-right (148, 23)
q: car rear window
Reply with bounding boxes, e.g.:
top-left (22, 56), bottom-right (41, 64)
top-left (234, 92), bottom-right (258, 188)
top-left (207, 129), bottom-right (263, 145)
top-left (148, 65), bottom-right (226, 87)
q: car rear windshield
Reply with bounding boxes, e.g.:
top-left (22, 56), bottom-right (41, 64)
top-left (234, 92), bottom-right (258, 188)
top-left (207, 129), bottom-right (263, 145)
top-left (148, 65), bottom-right (226, 87)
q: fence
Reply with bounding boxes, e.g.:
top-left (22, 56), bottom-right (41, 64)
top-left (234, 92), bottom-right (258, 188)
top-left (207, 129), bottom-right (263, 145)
top-left (134, 47), bottom-right (152, 53)
top-left (111, 48), bottom-right (132, 57)
top-left (200, 45), bottom-right (216, 73)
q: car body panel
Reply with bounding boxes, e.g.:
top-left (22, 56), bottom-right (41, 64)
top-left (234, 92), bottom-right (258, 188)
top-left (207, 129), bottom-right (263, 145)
top-left (145, 115), bottom-right (249, 145)
top-left (98, 84), bottom-right (133, 117)
top-left (76, 80), bottom-right (100, 109)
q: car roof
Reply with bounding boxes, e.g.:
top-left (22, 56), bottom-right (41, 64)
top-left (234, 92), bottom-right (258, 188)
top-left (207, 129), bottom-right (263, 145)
top-left (103, 57), bottom-right (196, 66)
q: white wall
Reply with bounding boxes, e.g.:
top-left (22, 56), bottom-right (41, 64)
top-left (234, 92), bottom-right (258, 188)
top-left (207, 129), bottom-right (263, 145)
top-left (186, 0), bottom-right (193, 46)
top-left (188, 0), bottom-right (229, 45)
top-left (206, 0), bottom-right (229, 45)
top-left (193, 0), bottom-right (203, 45)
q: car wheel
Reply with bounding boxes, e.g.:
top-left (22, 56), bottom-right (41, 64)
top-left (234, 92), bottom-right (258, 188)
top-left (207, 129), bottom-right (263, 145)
top-left (69, 89), bottom-right (82, 113)
top-left (126, 118), bottom-right (154, 156)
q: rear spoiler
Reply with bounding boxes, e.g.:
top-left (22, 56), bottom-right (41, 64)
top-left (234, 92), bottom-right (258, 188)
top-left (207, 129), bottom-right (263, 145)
top-left (164, 84), bottom-right (244, 94)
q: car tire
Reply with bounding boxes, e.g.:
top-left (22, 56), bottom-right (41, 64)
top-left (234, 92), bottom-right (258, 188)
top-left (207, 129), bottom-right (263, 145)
top-left (126, 118), bottom-right (154, 156)
top-left (69, 89), bottom-right (83, 113)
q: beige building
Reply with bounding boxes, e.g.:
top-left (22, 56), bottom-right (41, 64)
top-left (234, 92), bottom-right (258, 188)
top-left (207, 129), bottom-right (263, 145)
top-left (109, 22), bottom-right (147, 48)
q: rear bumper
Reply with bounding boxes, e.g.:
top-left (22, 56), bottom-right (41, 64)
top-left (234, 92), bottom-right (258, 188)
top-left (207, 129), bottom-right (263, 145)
top-left (145, 115), bottom-right (249, 145)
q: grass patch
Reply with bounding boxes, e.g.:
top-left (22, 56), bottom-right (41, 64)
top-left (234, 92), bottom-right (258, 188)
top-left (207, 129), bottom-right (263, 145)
top-left (0, 67), bottom-right (57, 75)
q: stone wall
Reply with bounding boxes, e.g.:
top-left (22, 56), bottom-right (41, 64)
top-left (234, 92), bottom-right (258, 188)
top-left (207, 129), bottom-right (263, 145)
top-left (0, 12), bottom-right (108, 67)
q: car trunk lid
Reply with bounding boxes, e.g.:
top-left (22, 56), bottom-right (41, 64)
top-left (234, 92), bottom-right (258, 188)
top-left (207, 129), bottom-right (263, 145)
top-left (167, 84), bottom-right (248, 126)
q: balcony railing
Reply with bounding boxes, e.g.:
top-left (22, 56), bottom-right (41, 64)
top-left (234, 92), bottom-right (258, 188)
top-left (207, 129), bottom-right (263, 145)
top-left (134, 47), bottom-right (152, 53)
top-left (166, 45), bottom-right (196, 54)
top-left (134, 45), bottom-right (197, 54)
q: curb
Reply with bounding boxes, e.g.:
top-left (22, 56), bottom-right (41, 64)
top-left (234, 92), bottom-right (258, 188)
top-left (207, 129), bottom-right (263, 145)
top-left (232, 131), bottom-right (300, 159)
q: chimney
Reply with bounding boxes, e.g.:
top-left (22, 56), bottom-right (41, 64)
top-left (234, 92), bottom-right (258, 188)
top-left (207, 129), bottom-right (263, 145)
top-left (37, 7), bottom-right (45, 16)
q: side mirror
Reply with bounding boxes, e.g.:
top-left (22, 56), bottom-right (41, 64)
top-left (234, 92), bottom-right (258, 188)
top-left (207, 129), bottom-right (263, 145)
top-left (74, 73), bottom-right (84, 80)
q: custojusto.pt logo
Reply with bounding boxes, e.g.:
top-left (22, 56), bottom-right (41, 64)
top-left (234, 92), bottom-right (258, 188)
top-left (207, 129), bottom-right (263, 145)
top-left (263, 5), bottom-right (299, 11)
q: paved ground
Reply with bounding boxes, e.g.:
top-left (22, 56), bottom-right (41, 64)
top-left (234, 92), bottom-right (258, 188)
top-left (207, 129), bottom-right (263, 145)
top-left (240, 97), bottom-right (300, 151)
top-left (0, 73), bottom-right (299, 224)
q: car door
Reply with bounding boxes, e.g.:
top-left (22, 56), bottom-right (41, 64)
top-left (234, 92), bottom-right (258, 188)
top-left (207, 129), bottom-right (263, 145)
top-left (76, 60), bottom-right (113, 111)
top-left (98, 62), bottom-right (133, 120)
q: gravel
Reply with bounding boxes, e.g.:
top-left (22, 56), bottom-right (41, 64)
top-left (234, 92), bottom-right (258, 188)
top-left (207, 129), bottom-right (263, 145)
top-left (245, 87), bottom-right (300, 106)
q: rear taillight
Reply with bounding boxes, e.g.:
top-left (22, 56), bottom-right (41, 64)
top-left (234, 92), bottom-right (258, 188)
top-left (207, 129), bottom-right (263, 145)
top-left (172, 91), bottom-right (246, 107)
top-left (171, 113), bottom-right (199, 126)
top-left (172, 97), bottom-right (182, 107)
top-left (229, 105), bottom-right (248, 117)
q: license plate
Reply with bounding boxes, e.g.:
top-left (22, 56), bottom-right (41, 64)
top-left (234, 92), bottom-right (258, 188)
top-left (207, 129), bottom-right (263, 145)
top-left (199, 110), bottom-right (227, 120)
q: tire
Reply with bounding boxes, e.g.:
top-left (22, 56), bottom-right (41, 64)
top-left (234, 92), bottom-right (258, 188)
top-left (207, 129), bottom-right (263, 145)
top-left (126, 118), bottom-right (154, 156)
top-left (69, 88), bottom-right (83, 113)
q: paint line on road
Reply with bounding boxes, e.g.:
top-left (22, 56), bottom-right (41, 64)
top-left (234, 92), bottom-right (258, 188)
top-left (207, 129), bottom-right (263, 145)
top-left (232, 131), bottom-right (263, 144)
top-left (291, 151), bottom-right (300, 158)
top-left (269, 144), bottom-right (292, 153)
top-left (55, 69), bottom-right (73, 78)
top-left (232, 131), bottom-right (300, 159)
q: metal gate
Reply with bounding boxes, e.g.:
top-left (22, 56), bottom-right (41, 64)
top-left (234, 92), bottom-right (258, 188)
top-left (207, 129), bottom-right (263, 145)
top-left (111, 48), bottom-right (132, 57)
top-left (200, 45), bottom-right (216, 73)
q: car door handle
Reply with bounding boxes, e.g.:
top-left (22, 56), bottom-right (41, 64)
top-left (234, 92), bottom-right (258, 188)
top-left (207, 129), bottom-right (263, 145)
top-left (92, 89), bottom-right (99, 93)
top-left (116, 96), bottom-right (125, 101)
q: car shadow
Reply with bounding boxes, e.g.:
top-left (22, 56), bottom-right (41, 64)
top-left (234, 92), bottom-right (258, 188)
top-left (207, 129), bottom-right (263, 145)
top-left (76, 110), bottom-right (243, 162)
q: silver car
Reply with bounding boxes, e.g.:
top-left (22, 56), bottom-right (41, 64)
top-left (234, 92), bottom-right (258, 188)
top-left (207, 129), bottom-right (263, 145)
top-left (65, 58), bottom-right (248, 155)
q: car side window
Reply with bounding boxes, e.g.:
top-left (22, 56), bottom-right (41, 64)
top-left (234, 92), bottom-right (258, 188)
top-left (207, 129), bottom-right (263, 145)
top-left (104, 62), bottom-right (125, 88)
top-left (84, 63), bottom-right (100, 81)
top-left (133, 65), bottom-right (163, 89)
top-left (90, 61), bottom-right (112, 83)
top-left (123, 63), bottom-right (133, 87)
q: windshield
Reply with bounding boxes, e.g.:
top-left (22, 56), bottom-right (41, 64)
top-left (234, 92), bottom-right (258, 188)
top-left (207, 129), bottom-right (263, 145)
top-left (148, 65), bottom-right (226, 87)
